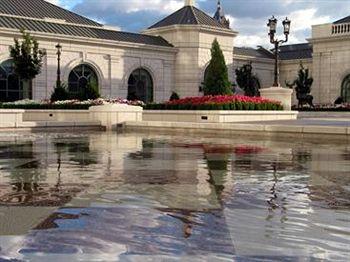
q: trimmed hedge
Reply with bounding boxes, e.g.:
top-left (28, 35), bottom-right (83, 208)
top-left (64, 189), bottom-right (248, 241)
top-left (144, 101), bottom-right (283, 111)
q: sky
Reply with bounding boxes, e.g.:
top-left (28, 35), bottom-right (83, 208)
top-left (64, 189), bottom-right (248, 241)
top-left (46, 0), bottom-right (350, 48)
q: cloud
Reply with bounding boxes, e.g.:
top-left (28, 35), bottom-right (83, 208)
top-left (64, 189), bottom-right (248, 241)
top-left (51, 0), bottom-right (350, 47)
top-left (289, 8), bottom-right (330, 31)
top-left (74, 0), bottom-right (183, 15)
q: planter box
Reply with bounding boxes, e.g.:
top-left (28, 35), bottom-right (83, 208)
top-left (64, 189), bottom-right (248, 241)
top-left (0, 109), bottom-right (25, 127)
top-left (143, 110), bottom-right (298, 123)
top-left (23, 110), bottom-right (90, 122)
top-left (89, 104), bottom-right (143, 130)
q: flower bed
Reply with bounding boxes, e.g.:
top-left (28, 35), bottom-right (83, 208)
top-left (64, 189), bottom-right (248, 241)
top-left (293, 103), bottom-right (350, 112)
top-left (0, 98), bottom-right (144, 110)
top-left (144, 95), bottom-right (283, 111)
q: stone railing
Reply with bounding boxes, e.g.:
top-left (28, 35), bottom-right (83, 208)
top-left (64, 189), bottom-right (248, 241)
top-left (332, 23), bottom-right (350, 35)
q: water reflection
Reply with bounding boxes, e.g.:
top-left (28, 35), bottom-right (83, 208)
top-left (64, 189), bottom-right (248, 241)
top-left (0, 132), bottom-right (348, 260)
top-left (0, 137), bottom-right (98, 207)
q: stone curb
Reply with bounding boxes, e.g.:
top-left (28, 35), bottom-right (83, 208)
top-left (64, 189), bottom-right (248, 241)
top-left (124, 121), bottom-right (350, 136)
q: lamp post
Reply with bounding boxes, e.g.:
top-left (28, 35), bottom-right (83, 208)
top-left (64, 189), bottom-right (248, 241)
top-left (260, 16), bottom-right (293, 110)
top-left (267, 16), bottom-right (291, 87)
top-left (55, 43), bottom-right (62, 87)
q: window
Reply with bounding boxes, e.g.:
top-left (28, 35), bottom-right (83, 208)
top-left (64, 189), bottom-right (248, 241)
top-left (68, 64), bottom-right (98, 96)
top-left (0, 59), bottom-right (23, 102)
top-left (127, 68), bottom-right (153, 103)
top-left (341, 75), bottom-right (350, 102)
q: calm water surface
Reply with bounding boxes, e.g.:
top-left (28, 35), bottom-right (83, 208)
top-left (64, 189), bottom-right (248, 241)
top-left (0, 131), bottom-right (348, 261)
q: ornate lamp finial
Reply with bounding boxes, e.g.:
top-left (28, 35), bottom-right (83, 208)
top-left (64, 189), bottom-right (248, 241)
top-left (184, 0), bottom-right (195, 6)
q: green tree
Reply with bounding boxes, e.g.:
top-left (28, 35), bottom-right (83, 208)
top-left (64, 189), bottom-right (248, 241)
top-left (9, 30), bottom-right (46, 99)
top-left (203, 39), bottom-right (232, 96)
top-left (286, 62), bottom-right (314, 107)
top-left (10, 30), bottom-right (45, 98)
top-left (235, 62), bottom-right (261, 97)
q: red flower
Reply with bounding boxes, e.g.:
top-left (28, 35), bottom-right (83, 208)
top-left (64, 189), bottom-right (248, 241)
top-left (166, 95), bottom-right (281, 106)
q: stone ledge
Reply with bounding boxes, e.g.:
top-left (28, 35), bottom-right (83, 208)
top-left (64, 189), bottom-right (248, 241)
top-left (303, 126), bottom-right (348, 135)
top-left (15, 121), bottom-right (101, 128)
top-left (143, 110), bottom-right (298, 123)
top-left (0, 109), bottom-right (25, 113)
top-left (144, 110), bottom-right (297, 115)
top-left (123, 121), bottom-right (349, 137)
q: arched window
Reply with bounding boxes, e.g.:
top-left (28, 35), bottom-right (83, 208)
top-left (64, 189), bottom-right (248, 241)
top-left (127, 68), bottom-right (153, 103)
top-left (0, 59), bottom-right (23, 102)
top-left (341, 75), bottom-right (350, 102)
top-left (68, 64), bottom-right (98, 96)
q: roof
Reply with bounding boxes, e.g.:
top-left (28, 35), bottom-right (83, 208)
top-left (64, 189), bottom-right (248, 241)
top-left (0, 0), bottom-right (101, 27)
top-left (0, 15), bottom-right (173, 47)
top-left (234, 47), bottom-right (274, 59)
top-left (148, 5), bottom-right (229, 30)
top-left (334, 16), bottom-right (350, 24)
top-left (0, 0), bottom-right (173, 48)
top-left (279, 43), bottom-right (313, 60)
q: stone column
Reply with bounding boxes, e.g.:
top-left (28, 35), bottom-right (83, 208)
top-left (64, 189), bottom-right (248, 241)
top-left (260, 87), bottom-right (293, 111)
top-left (110, 55), bottom-right (120, 98)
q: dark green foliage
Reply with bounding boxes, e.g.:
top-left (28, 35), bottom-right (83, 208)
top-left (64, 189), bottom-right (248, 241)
top-left (203, 39), bottom-right (232, 95)
top-left (286, 62), bottom-right (314, 103)
top-left (77, 78), bottom-right (100, 100)
top-left (235, 63), bottom-right (261, 97)
top-left (50, 82), bottom-right (69, 102)
top-left (169, 92), bottom-right (180, 101)
top-left (9, 30), bottom-right (45, 81)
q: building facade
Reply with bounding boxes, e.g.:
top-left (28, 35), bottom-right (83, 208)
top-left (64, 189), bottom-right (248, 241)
top-left (0, 0), bottom-right (349, 104)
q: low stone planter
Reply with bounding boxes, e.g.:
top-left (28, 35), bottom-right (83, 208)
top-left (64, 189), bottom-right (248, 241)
top-left (0, 109), bottom-right (25, 127)
top-left (23, 110), bottom-right (90, 122)
top-left (143, 110), bottom-right (298, 123)
top-left (89, 104), bottom-right (143, 130)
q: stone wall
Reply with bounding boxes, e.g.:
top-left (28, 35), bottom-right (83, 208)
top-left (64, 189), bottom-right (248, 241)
top-left (310, 22), bottom-right (350, 104)
top-left (0, 30), bottom-right (176, 102)
top-left (232, 55), bottom-right (275, 90)
top-left (144, 25), bottom-right (236, 98)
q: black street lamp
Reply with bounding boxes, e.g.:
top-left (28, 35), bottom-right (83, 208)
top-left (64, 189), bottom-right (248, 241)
top-left (268, 16), bottom-right (291, 87)
top-left (55, 43), bottom-right (62, 87)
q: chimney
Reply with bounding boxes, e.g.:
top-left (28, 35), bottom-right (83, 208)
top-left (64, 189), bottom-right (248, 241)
top-left (184, 0), bottom-right (195, 6)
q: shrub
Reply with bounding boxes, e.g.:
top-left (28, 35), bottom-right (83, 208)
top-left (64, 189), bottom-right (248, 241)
top-left (169, 92), bottom-right (180, 101)
top-left (235, 62), bottom-right (261, 97)
top-left (50, 82), bottom-right (69, 102)
top-left (203, 39), bottom-right (232, 96)
top-left (78, 79), bottom-right (100, 101)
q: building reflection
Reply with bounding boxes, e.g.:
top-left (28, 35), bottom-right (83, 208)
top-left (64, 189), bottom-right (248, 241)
top-left (0, 133), bottom-right (348, 258)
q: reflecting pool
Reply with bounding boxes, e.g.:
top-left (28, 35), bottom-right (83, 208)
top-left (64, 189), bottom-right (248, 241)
top-left (0, 131), bottom-right (349, 261)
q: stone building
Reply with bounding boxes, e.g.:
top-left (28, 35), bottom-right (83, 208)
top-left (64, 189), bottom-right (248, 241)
top-left (0, 0), bottom-right (349, 104)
